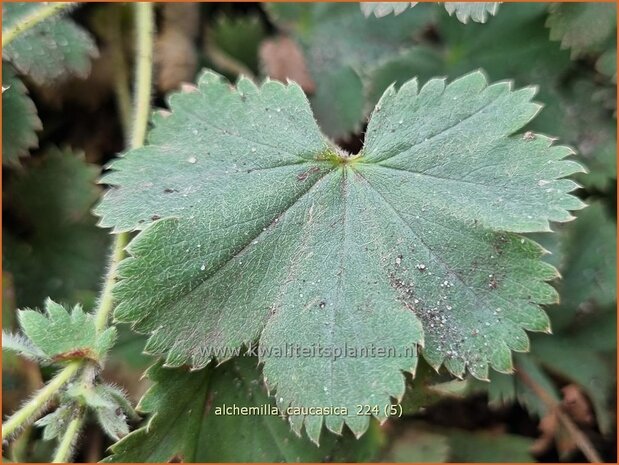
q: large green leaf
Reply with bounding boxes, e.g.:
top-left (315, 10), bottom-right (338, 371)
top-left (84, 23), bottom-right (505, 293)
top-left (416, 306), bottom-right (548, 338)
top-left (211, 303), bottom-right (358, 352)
top-left (96, 70), bottom-right (584, 443)
top-left (361, 2), bottom-right (501, 24)
top-left (2, 62), bottom-right (41, 166)
top-left (2, 2), bottom-right (98, 85)
top-left (104, 358), bottom-right (381, 462)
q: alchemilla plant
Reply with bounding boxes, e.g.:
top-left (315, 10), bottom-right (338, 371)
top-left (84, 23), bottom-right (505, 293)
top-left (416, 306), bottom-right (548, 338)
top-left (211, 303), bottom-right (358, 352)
top-left (2, 2), bottom-right (616, 463)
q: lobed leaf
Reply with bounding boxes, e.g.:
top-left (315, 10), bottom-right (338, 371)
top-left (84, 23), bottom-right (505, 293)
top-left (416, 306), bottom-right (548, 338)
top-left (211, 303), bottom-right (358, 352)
top-left (17, 298), bottom-right (116, 363)
top-left (1, 331), bottom-right (47, 362)
top-left (2, 2), bottom-right (98, 85)
top-left (546, 3), bottom-right (617, 59)
top-left (35, 405), bottom-right (73, 441)
top-left (2, 62), bottom-right (42, 166)
top-left (96, 70), bottom-right (584, 443)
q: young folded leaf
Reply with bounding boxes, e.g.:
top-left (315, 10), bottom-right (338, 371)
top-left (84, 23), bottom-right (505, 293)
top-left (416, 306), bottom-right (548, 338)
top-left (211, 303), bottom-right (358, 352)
top-left (95, 69), bottom-right (585, 443)
top-left (15, 298), bottom-right (116, 364)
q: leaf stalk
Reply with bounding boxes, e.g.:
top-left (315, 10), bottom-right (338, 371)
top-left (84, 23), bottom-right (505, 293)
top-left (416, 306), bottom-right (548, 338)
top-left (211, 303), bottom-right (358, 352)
top-left (51, 407), bottom-right (85, 463)
top-left (2, 361), bottom-right (81, 439)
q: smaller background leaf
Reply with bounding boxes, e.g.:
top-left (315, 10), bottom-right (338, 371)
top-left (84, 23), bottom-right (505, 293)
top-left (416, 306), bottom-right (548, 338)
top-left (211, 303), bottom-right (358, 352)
top-left (546, 2), bottom-right (617, 58)
top-left (3, 2), bottom-right (99, 85)
top-left (2, 62), bottom-right (42, 166)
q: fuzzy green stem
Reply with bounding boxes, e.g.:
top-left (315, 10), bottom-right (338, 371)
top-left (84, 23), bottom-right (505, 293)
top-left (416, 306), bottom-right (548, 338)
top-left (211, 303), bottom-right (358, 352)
top-left (130, 2), bottom-right (154, 150)
top-left (2, 3), bottom-right (74, 47)
top-left (2, 361), bottom-right (81, 439)
top-left (93, 232), bottom-right (129, 333)
top-left (2, 2), bottom-right (155, 454)
top-left (51, 408), bottom-right (84, 463)
top-left (93, 2), bottom-right (154, 333)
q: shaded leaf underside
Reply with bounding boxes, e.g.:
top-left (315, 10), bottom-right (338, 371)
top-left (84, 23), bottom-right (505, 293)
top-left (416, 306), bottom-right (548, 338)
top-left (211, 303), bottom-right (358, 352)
top-left (96, 69), bottom-right (584, 442)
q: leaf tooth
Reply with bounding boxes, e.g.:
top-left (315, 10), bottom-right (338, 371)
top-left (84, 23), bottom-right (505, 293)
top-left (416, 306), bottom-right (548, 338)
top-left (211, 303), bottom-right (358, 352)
top-left (324, 415), bottom-right (345, 436)
top-left (261, 77), bottom-right (288, 94)
top-left (197, 69), bottom-right (224, 87)
top-left (179, 82), bottom-right (198, 93)
top-left (418, 76), bottom-right (446, 99)
top-left (519, 305), bottom-right (552, 333)
top-left (468, 361), bottom-right (489, 381)
top-left (236, 75), bottom-right (260, 95)
top-left (489, 343), bottom-right (514, 374)
top-left (143, 327), bottom-right (171, 356)
top-left (286, 408), bottom-right (305, 436)
top-left (444, 356), bottom-right (466, 377)
top-left (504, 327), bottom-right (530, 353)
top-left (342, 414), bottom-right (370, 441)
top-left (397, 76), bottom-right (419, 97)
top-left (446, 69), bottom-right (488, 96)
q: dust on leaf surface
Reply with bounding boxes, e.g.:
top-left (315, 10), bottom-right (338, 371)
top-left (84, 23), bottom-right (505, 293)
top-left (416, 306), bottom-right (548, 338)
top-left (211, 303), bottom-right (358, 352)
top-left (95, 69), bottom-right (584, 443)
top-left (2, 2), bottom-right (98, 85)
top-left (2, 62), bottom-right (41, 166)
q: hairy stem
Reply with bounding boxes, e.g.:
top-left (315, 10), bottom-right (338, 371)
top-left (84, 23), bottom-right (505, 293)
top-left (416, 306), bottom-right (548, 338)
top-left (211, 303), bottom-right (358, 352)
top-left (94, 2), bottom-right (154, 333)
top-left (2, 361), bottom-right (81, 439)
top-left (1, 2), bottom-right (155, 450)
top-left (93, 232), bottom-right (130, 333)
top-left (51, 408), bottom-right (85, 463)
top-left (2, 2), bottom-right (74, 47)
